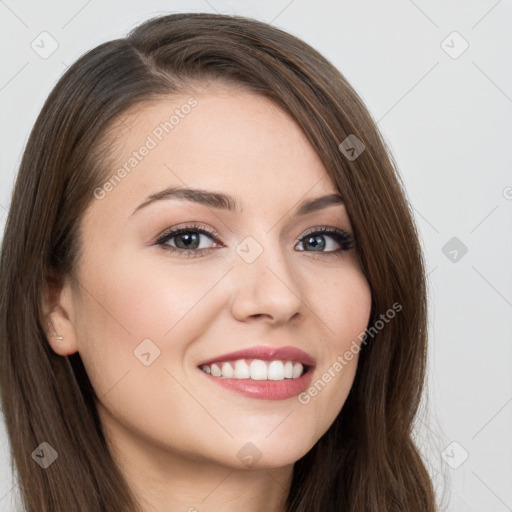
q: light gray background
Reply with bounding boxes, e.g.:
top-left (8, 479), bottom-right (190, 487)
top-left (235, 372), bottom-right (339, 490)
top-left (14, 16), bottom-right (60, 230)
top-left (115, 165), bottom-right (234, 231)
top-left (1, 1), bottom-right (511, 511)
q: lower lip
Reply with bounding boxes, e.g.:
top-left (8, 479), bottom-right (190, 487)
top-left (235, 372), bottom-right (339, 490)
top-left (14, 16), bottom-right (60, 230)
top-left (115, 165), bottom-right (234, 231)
top-left (199, 367), bottom-right (315, 400)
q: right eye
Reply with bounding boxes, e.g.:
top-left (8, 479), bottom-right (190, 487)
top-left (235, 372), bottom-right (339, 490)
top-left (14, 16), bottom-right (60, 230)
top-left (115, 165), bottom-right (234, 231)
top-left (155, 223), bottom-right (224, 258)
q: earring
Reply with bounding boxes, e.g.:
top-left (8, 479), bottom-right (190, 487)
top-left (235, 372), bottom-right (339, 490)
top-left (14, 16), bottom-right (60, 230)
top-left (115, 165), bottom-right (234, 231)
top-left (47, 321), bottom-right (63, 341)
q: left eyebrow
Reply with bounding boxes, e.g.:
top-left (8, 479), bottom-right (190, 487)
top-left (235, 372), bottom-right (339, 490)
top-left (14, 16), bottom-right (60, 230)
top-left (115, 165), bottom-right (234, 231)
top-left (129, 186), bottom-right (344, 218)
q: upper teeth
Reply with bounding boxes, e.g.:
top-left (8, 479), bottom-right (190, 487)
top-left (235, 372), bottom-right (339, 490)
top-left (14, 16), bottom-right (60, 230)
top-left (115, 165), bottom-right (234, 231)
top-left (200, 359), bottom-right (305, 380)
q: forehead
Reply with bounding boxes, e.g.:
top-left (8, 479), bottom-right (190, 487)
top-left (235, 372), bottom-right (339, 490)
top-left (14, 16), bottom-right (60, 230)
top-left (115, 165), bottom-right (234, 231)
top-left (88, 87), bottom-right (342, 224)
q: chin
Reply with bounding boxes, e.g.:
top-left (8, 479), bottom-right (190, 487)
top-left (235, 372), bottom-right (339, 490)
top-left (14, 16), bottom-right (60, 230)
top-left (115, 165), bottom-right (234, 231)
top-left (220, 434), bottom-right (317, 470)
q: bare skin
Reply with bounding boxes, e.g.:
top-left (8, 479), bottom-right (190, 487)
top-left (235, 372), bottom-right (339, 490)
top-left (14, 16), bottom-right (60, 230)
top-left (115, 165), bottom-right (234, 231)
top-left (45, 83), bottom-right (372, 512)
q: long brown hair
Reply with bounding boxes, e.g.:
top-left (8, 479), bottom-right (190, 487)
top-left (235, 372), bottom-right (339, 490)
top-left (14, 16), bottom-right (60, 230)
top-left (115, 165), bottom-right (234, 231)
top-left (0, 12), bottom-right (437, 511)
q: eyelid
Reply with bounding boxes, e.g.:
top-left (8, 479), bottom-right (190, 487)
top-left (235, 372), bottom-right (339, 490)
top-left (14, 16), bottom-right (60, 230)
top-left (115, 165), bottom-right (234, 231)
top-left (297, 226), bottom-right (355, 251)
top-left (154, 223), bottom-right (352, 244)
top-left (298, 225), bottom-right (349, 239)
top-left (154, 222), bottom-right (355, 257)
top-left (154, 222), bottom-right (223, 245)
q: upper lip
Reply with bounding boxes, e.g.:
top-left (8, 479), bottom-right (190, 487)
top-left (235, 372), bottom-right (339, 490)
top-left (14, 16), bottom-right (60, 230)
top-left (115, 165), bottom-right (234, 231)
top-left (197, 345), bottom-right (316, 368)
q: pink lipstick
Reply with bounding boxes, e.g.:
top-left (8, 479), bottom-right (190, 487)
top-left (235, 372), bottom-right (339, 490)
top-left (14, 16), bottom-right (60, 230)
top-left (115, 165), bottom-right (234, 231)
top-left (197, 345), bottom-right (316, 400)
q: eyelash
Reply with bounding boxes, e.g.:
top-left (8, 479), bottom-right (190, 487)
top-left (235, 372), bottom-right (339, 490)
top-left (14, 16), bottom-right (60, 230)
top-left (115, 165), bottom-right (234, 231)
top-left (155, 223), bottom-right (355, 259)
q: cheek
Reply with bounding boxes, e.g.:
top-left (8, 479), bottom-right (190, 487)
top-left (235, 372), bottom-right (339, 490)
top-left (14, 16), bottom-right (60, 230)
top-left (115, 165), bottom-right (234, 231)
top-left (71, 254), bottom-right (226, 451)
top-left (72, 238), bottom-right (373, 464)
top-left (295, 264), bottom-right (371, 435)
top-left (311, 262), bottom-right (372, 345)
top-left (80, 245), bottom-right (229, 336)
top-left (72, 251), bottom-right (231, 389)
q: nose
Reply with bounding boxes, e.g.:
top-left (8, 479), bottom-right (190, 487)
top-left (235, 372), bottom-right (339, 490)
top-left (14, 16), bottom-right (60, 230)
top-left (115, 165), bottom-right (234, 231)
top-left (229, 237), bottom-right (305, 325)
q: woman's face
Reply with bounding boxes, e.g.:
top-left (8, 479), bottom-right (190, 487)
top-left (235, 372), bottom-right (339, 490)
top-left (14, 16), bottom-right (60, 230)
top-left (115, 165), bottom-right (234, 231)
top-left (53, 85), bottom-right (372, 471)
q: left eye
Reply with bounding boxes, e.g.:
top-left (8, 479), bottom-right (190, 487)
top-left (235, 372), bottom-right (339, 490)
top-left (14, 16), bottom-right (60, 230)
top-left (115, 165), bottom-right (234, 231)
top-left (296, 227), bottom-right (354, 253)
top-left (155, 224), bottom-right (354, 258)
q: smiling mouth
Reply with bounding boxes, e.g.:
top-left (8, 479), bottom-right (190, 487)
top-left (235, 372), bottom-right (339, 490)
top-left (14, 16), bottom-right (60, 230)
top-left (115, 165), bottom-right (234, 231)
top-left (199, 358), bottom-right (309, 380)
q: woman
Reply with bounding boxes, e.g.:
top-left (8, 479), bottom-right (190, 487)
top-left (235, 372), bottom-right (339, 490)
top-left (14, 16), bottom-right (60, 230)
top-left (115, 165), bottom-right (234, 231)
top-left (0, 12), bottom-right (437, 512)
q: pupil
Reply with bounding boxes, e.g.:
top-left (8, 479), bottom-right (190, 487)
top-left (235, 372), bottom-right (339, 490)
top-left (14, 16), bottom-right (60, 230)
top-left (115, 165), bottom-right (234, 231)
top-left (305, 235), bottom-right (325, 252)
top-left (177, 232), bottom-right (199, 249)
top-left (174, 233), bottom-right (327, 251)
